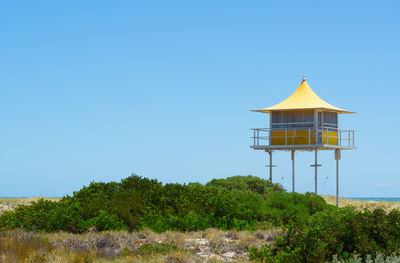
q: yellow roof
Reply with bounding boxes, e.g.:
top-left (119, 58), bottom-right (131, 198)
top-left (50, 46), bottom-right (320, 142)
top-left (253, 78), bottom-right (354, 114)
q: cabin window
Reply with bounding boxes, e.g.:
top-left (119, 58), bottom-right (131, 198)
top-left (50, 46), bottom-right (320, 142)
top-left (318, 112), bottom-right (322, 128)
top-left (283, 112), bottom-right (295, 124)
top-left (271, 111), bottom-right (282, 124)
top-left (323, 112), bottom-right (338, 128)
top-left (271, 111), bottom-right (314, 129)
top-left (303, 112), bottom-right (314, 128)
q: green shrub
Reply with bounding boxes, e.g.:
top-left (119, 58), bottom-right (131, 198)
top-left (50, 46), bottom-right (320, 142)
top-left (332, 253), bottom-right (400, 263)
top-left (250, 207), bottom-right (400, 262)
top-left (206, 175), bottom-right (285, 197)
top-left (0, 174), bottom-right (326, 233)
top-left (0, 199), bottom-right (57, 231)
top-left (78, 210), bottom-right (128, 231)
top-left (264, 192), bottom-right (328, 227)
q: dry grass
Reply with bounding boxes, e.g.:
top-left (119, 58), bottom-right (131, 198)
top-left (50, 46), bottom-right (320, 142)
top-left (162, 231), bottom-right (187, 249)
top-left (0, 230), bottom-right (54, 263)
top-left (0, 228), bottom-right (279, 262)
top-left (322, 195), bottom-right (400, 212)
top-left (0, 197), bottom-right (60, 215)
top-left (0, 197), bottom-right (281, 262)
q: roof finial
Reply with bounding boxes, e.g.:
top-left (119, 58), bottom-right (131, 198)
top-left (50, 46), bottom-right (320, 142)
top-left (302, 76), bottom-right (306, 81)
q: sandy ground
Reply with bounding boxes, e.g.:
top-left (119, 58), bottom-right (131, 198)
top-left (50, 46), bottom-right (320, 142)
top-left (322, 195), bottom-right (400, 212)
top-left (0, 197), bottom-right (60, 215)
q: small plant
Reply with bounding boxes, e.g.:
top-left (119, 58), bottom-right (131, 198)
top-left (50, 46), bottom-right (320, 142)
top-left (162, 231), bottom-right (186, 249)
top-left (66, 251), bottom-right (96, 263)
top-left (124, 243), bottom-right (179, 257)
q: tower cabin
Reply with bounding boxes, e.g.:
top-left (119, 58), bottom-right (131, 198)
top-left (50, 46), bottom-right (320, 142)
top-left (251, 78), bottom-right (356, 150)
top-left (250, 77), bottom-right (356, 206)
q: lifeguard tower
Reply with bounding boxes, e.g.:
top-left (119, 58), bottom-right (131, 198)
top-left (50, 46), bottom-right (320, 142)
top-left (251, 77), bottom-right (356, 206)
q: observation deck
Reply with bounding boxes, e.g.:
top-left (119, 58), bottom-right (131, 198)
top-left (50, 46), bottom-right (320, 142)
top-left (250, 127), bottom-right (356, 151)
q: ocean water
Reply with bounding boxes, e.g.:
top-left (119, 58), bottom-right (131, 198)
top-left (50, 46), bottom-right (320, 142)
top-left (347, 197), bottom-right (400, 202)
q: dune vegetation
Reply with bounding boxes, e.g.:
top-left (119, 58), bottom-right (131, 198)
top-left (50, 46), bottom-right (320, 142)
top-left (0, 228), bottom-right (280, 262)
top-left (0, 197), bottom-right (60, 216)
top-left (1, 175), bottom-right (400, 262)
top-left (322, 195), bottom-right (400, 212)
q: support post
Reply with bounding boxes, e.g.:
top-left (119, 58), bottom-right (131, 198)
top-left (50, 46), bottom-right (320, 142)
top-left (265, 150), bottom-right (276, 183)
top-left (310, 150), bottom-right (321, 194)
top-left (291, 150), bottom-right (295, 193)
top-left (315, 150), bottom-right (318, 194)
top-left (269, 150), bottom-right (273, 181)
top-left (335, 149), bottom-right (341, 207)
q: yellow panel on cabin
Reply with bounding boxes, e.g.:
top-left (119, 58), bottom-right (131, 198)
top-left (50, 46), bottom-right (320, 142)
top-left (271, 130), bottom-right (315, 145)
top-left (322, 131), bottom-right (338, 145)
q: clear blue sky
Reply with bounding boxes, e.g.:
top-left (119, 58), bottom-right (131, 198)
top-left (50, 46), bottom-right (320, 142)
top-left (1, 1), bottom-right (399, 197)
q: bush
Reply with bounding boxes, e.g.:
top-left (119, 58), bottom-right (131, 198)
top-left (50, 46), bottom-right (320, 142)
top-left (333, 253), bottom-right (400, 263)
top-left (0, 174), bottom-right (326, 233)
top-left (206, 175), bottom-right (285, 197)
top-left (250, 207), bottom-right (400, 262)
top-left (78, 210), bottom-right (128, 231)
top-left (0, 199), bottom-right (57, 231)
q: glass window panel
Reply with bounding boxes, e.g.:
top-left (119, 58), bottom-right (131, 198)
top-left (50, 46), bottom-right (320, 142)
top-left (323, 113), bottom-right (326, 122)
top-left (322, 112), bottom-right (338, 129)
top-left (282, 112), bottom-right (288, 123)
top-left (304, 112), bottom-right (314, 123)
top-left (289, 112), bottom-right (296, 123)
top-left (323, 112), bottom-right (338, 125)
top-left (295, 112), bottom-right (303, 123)
top-left (289, 112), bottom-right (295, 128)
top-left (272, 112), bottom-right (277, 123)
top-left (272, 112), bottom-right (282, 123)
top-left (323, 112), bottom-right (328, 123)
top-left (318, 112), bottom-right (322, 127)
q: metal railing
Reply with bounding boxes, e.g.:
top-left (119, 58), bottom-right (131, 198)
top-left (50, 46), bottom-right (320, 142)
top-left (250, 127), bottom-right (356, 148)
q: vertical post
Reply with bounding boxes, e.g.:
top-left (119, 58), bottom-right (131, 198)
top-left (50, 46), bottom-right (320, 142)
top-left (269, 150), bottom-right (273, 182)
top-left (315, 150), bottom-right (318, 194)
top-left (348, 130), bottom-right (350, 147)
top-left (257, 129), bottom-right (259, 146)
top-left (335, 149), bottom-right (341, 207)
top-left (336, 158), bottom-right (339, 207)
top-left (291, 150), bottom-right (295, 193)
top-left (315, 111), bottom-right (318, 144)
top-left (269, 128), bottom-right (271, 146)
top-left (269, 113), bottom-right (272, 146)
top-left (326, 128), bottom-right (328, 144)
top-left (293, 129), bottom-right (295, 145)
top-left (285, 128), bottom-right (287, 145)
